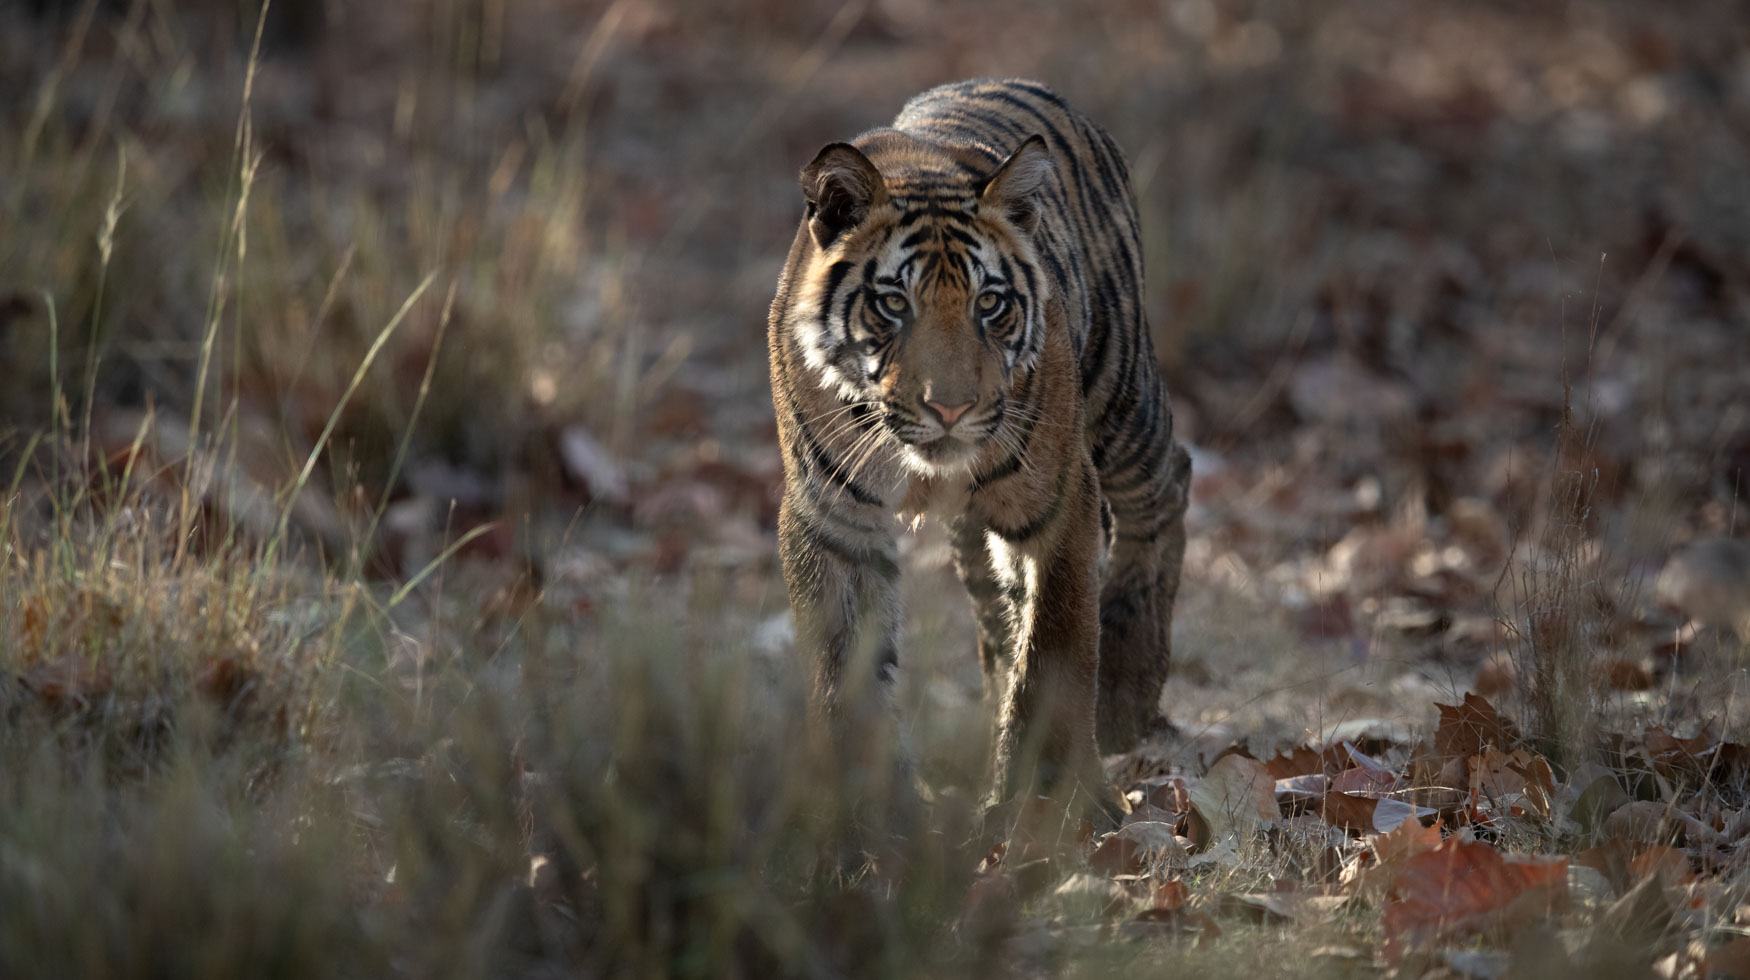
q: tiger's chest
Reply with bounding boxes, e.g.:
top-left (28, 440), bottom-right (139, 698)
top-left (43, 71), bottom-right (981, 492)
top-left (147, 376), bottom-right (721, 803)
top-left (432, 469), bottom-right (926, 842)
top-left (895, 473), bottom-right (974, 529)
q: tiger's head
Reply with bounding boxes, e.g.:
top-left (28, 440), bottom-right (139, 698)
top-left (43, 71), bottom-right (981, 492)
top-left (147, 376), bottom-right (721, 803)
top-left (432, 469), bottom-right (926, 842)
top-left (791, 132), bottom-right (1054, 476)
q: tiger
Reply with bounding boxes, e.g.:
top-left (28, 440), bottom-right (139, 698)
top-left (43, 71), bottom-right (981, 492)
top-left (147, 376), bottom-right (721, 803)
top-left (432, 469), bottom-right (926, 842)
top-left (766, 78), bottom-right (1191, 818)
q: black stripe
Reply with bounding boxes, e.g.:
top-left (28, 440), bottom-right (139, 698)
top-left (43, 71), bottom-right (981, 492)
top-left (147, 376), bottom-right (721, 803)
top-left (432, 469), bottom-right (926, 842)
top-left (1101, 430), bottom-right (1169, 497)
top-left (833, 260), bottom-right (873, 343)
top-left (820, 259), bottom-right (853, 333)
top-left (792, 410), bottom-right (884, 507)
top-left (1009, 80), bottom-right (1069, 109)
top-left (1101, 380), bottom-right (1162, 479)
top-left (970, 453), bottom-right (1022, 492)
top-left (940, 224), bottom-right (980, 250)
top-left (896, 207), bottom-right (974, 230)
top-left (1080, 117), bottom-right (1127, 204)
top-left (1079, 316), bottom-right (1113, 398)
top-left (1087, 270), bottom-right (1134, 408)
top-left (989, 468), bottom-right (1069, 544)
top-left (973, 91), bottom-right (1104, 250)
top-left (795, 516), bottom-right (899, 582)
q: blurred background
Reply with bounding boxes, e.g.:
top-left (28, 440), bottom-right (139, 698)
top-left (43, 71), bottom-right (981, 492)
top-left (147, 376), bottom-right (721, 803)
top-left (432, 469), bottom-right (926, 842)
top-left (2, 1), bottom-right (1749, 974)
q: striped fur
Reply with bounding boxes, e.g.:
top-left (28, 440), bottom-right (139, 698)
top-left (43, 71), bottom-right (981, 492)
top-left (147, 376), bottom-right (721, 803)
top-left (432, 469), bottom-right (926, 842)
top-left (767, 79), bottom-right (1191, 812)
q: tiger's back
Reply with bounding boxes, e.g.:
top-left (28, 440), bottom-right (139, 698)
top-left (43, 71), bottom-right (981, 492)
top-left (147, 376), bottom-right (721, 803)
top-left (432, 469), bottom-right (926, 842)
top-left (768, 79), bottom-right (1190, 817)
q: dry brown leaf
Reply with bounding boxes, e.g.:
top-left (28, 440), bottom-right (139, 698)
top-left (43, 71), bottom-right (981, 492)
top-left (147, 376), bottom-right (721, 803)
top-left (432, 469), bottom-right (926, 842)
top-left (1053, 873), bottom-right (1131, 917)
top-left (1644, 725), bottom-right (1714, 761)
top-left (1088, 821), bottom-right (1190, 876)
top-left (1702, 936), bottom-right (1750, 980)
top-left (1122, 877), bottom-right (1189, 913)
top-left (1467, 747), bottom-right (1555, 819)
top-left (1331, 765), bottom-right (1402, 795)
top-left (1721, 808), bottom-right (1750, 845)
top-left (1435, 692), bottom-right (1520, 759)
top-left (1123, 802), bottom-right (1179, 828)
top-left (1264, 744), bottom-right (1339, 779)
top-left (1569, 771), bottom-right (1631, 834)
top-left (1382, 838), bottom-right (1567, 963)
top-left (1602, 659), bottom-right (1654, 691)
top-left (1218, 893), bottom-right (1296, 923)
top-left (1629, 846), bottom-right (1694, 889)
top-left (958, 872), bottom-right (1019, 946)
top-left (1128, 906), bottom-right (1222, 947)
top-left (1187, 754), bottom-right (1279, 845)
top-left (1376, 819), bottom-right (1447, 866)
top-left (1602, 801), bottom-right (1718, 848)
top-left (1140, 777), bottom-right (1191, 815)
top-left (1344, 818), bottom-right (1445, 902)
top-left (1575, 837), bottom-right (1692, 896)
top-left (1319, 791), bottom-right (1383, 833)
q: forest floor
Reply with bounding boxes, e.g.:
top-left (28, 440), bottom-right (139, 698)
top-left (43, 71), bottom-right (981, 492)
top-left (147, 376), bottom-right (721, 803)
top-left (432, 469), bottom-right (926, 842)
top-left (2, 1), bottom-right (1749, 977)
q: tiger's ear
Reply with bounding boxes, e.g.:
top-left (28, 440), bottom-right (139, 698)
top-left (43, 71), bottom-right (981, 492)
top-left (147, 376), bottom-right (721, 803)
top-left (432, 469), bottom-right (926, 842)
top-left (800, 142), bottom-right (887, 249)
top-left (977, 134), bottom-right (1052, 235)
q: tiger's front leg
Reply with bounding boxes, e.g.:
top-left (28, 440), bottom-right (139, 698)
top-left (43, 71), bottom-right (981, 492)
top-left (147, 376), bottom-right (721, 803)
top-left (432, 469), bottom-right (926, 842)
top-left (776, 492), bottom-right (911, 820)
top-left (984, 461), bottom-right (1111, 818)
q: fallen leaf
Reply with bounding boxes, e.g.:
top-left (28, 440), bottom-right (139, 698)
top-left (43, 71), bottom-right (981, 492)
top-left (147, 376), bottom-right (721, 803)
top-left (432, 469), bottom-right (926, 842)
top-left (1341, 741), bottom-right (1399, 775)
top-left (1276, 772), bottom-right (1329, 800)
top-left (1219, 892), bottom-right (1295, 923)
top-left (1320, 794), bottom-right (1429, 834)
top-left (1468, 747), bottom-right (1555, 820)
top-left (1264, 744), bottom-right (1340, 779)
top-left (1331, 765), bottom-right (1402, 795)
top-left (958, 872), bottom-right (1019, 946)
top-left (1602, 801), bottom-right (1717, 848)
top-left (1567, 864), bottom-right (1614, 906)
top-left (1644, 725), bottom-right (1714, 762)
top-left (1120, 875), bottom-right (1190, 917)
top-left (1629, 846), bottom-right (1693, 889)
top-left (1343, 818), bottom-right (1445, 902)
top-left (1382, 838), bottom-right (1567, 963)
top-left (1123, 802), bottom-right (1179, 827)
top-left (1600, 874), bottom-right (1673, 950)
top-left (1575, 837), bottom-right (1691, 896)
top-left (1187, 754), bottom-right (1279, 845)
top-left (1435, 692), bottom-right (1521, 759)
top-left (1701, 936), bottom-right (1750, 980)
top-left (1602, 659), bottom-right (1654, 691)
top-left (1088, 821), bottom-right (1190, 876)
top-left (1139, 776), bottom-right (1191, 815)
top-left (1570, 771), bottom-right (1632, 835)
top-left (1052, 873), bottom-right (1130, 917)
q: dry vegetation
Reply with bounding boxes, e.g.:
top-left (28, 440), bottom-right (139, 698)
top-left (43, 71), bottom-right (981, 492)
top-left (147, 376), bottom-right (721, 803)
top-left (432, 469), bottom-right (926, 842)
top-left (2, 0), bottom-right (1749, 977)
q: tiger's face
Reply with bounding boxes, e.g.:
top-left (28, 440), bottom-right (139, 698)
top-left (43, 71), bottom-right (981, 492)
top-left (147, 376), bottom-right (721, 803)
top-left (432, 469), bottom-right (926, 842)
top-left (793, 134), bottom-right (1053, 476)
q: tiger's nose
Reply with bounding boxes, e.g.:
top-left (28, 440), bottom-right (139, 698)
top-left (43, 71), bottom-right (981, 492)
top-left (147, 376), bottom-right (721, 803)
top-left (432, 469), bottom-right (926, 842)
top-left (924, 398), bottom-right (976, 428)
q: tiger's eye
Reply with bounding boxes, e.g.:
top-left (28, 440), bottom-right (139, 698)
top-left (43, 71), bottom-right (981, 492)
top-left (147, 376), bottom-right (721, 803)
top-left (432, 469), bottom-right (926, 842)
top-left (881, 294), bottom-right (909, 315)
top-left (977, 291), bottom-right (1002, 312)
